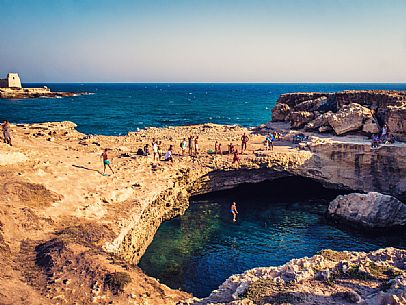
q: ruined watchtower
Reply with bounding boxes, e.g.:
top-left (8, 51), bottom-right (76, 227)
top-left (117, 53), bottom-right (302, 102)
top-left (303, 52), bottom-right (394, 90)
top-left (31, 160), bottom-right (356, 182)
top-left (0, 73), bottom-right (22, 89)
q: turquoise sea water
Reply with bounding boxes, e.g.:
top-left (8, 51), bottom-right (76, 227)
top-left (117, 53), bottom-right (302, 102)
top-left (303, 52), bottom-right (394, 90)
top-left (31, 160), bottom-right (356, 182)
top-left (1, 83), bottom-right (406, 135)
top-left (139, 178), bottom-right (406, 297)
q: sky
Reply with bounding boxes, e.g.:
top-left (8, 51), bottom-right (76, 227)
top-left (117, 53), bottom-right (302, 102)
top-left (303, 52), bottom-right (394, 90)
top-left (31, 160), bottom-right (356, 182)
top-left (0, 0), bottom-right (405, 83)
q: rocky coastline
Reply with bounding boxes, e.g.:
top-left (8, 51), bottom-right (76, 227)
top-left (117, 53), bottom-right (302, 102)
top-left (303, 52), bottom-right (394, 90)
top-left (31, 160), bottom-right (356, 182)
top-left (0, 87), bottom-right (87, 99)
top-left (1, 90), bottom-right (406, 304)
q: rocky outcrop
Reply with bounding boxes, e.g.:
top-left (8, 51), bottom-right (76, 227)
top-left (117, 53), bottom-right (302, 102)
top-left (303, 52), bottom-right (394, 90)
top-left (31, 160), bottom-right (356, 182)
top-left (328, 192), bottom-right (406, 229)
top-left (184, 248), bottom-right (406, 305)
top-left (327, 103), bottom-right (373, 135)
top-left (272, 90), bottom-right (406, 139)
top-left (0, 87), bottom-right (87, 99)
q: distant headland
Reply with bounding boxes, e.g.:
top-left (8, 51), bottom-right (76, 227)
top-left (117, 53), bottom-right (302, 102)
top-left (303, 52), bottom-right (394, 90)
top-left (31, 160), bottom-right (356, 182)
top-left (0, 72), bottom-right (87, 99)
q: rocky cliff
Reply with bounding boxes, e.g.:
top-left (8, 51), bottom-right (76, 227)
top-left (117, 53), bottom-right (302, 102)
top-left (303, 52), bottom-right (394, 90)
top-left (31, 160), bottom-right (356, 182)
top-left (1, 120), bottom-right (405, 304)
top-left (271, 90), bottom-right (406, 140)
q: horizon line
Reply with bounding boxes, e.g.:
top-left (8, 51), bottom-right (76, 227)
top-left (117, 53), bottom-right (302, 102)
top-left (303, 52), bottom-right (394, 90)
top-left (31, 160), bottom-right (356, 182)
top-left (24, 81), bottom-right (406, 84)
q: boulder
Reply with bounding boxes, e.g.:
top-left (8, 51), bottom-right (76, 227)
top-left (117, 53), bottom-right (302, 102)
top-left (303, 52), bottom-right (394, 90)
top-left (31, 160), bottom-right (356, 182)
top-left (328, 192), bottom-right (406, 229)
top-left (294, 96), bottom-right (329, 112)
top-left (271, 103), bottom-right (291, 122)
top-left (318, 126), bottom-right (333, 133)
top-left (386, 105), bottom-right (406, 141)
top-left (305, 111), bottom-right (334, 131)
top-left (290, 111), bottom-right (314, 129)
top-left (328, 103), bottom-right (373, 135)
top-left (362, 118), bottom-right (380, 134)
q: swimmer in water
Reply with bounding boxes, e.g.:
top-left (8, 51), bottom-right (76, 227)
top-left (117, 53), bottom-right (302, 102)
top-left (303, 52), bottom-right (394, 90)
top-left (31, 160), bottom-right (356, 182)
top-left (230, 201), bottom-right (238, 222)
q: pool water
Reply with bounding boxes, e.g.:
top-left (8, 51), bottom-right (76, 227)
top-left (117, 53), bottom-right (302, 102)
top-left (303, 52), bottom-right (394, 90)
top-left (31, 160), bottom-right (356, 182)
top-left (138, 178), bottom-right (406, 297)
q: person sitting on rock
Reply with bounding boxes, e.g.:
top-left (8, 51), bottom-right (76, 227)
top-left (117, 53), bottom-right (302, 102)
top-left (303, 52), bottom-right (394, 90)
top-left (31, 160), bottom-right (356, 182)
top-left (164, 145), bottom-right (174, 162)
top-left (371, 134), bottom-right (380, 148)
top-left (144, 144), bottom-right (150, 156)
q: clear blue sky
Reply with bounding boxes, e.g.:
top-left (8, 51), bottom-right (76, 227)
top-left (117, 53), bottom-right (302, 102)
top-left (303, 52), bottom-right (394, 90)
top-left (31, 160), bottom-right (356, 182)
top-left (1, 0), bottom-right (405, 82)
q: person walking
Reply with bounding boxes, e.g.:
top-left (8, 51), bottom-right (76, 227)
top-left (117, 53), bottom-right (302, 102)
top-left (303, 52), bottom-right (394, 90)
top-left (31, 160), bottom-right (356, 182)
top-left (101, 148), bottom-right (114, 176)
top-left (1, 120), bottom-right (12, 146)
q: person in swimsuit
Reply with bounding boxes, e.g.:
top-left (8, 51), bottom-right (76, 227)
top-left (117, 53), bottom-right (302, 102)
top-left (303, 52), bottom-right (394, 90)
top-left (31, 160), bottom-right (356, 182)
top-left (230, 201), bottom-right (238, 222)
top-left (232, 149), bottom-right (240, 167)
top-left (164, 145), bottom-right (174, 162)
top-left (217, 143), bottom-right (222, 155)
top-left (1, 120), bottom-right (12, 146)
top-left (194, 136), bottom-right (199, 155)
top-left (101, 148), bottom-right (114, 175)
top-left (214, 141), bottom-right (219, 155)
top-left (152, 140), bottom-right (159, 161)
top-left (188, 136), bottom-right (194, 156)
top-left (180, 138), bottom-right (187, 156)
top-left (241, 133), bottom-right (249, 152)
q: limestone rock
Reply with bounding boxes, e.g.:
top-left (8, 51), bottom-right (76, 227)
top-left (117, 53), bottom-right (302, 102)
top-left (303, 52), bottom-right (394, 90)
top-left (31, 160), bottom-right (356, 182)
top-left (294, 96), bottom-right (329, 112)
top-left (328, 192), bottom-right (406, 228)
top-left (362, 118), bottom-right (380, 134)
top-left (386, 105), bottom-right (406, 141)
top-left (305, 111), bottom-right (333, 131)
top-left (328, 103), bottom-right (373, 135)
top-left (290, 111), bottom-right (314, 129)
top-left (271, 103), bottom-right (290, 121)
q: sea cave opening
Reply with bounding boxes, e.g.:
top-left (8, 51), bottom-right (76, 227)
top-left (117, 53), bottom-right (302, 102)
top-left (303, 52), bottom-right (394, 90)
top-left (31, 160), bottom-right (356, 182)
top-left (138, 176), bottom-right (406, 298)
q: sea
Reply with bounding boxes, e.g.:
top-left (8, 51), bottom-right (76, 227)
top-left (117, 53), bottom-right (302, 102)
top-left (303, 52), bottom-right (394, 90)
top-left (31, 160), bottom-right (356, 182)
top-left (1, 83), bottom-right (406, 135)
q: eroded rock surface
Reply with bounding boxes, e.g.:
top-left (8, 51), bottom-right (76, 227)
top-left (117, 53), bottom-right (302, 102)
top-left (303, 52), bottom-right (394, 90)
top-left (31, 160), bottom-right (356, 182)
top-left (328, 192), bottom-right (406, 229)
top-left (272, 90), bottom-right (406, 139)
top-left (1, 120), bottom-right (406, 304)
top-left (183, 248), bottom-right (406, 305)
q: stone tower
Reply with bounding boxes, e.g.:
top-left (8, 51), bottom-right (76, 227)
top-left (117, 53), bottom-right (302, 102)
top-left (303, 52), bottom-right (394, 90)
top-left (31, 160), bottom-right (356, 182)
top-left (0, 73), bottom-right (22, 88)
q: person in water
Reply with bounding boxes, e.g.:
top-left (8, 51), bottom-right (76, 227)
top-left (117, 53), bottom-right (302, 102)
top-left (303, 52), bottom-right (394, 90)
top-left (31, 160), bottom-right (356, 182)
top-left (1, 120), bottom-right (12, 146)
top-left (101, 148), bottom-right (114, 175)
top-left (230, 201), bottom-right (238, 222)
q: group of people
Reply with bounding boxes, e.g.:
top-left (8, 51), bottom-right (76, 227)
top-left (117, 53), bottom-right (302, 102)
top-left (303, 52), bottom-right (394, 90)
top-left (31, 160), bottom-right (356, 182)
top-left (371, 124), bottom-right (395, 148)
top-left (265, 131), bottom-right (281, 151)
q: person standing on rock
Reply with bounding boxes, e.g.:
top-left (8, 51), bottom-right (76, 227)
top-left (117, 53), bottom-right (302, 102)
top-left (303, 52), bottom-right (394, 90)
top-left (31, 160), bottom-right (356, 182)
top-left (1, 120), bottom-right (12, 146)
top-left (232, 149), bottom-right (240, 167)
top-left (101, 148), bottom-right (114, 176)
top-left (217, 143), bottom-right (222, 155)
top-left (214, 141), bottom-right (219, 155)
top-left (152, 140), bottom-right (159, 161)
top-left (194, 136), bottom-right (199, 155)
top-left (241, 133), bottom-right (249, 152)
top-left (230, 202), bottom-right (238, 222)
top-left (180, 138), bottom-right (187, 156)
top-left (188, 136), bottom-right (194, 156)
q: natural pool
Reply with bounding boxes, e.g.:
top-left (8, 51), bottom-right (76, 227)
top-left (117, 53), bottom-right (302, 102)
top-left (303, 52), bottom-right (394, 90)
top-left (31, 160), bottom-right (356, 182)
top-left (139, 177), bottom-right (406, 297)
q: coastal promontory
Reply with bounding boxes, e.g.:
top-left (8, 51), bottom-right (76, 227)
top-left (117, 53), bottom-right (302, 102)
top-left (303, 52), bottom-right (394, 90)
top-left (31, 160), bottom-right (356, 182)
top-left (1, 90), bottom-right (406, 304)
